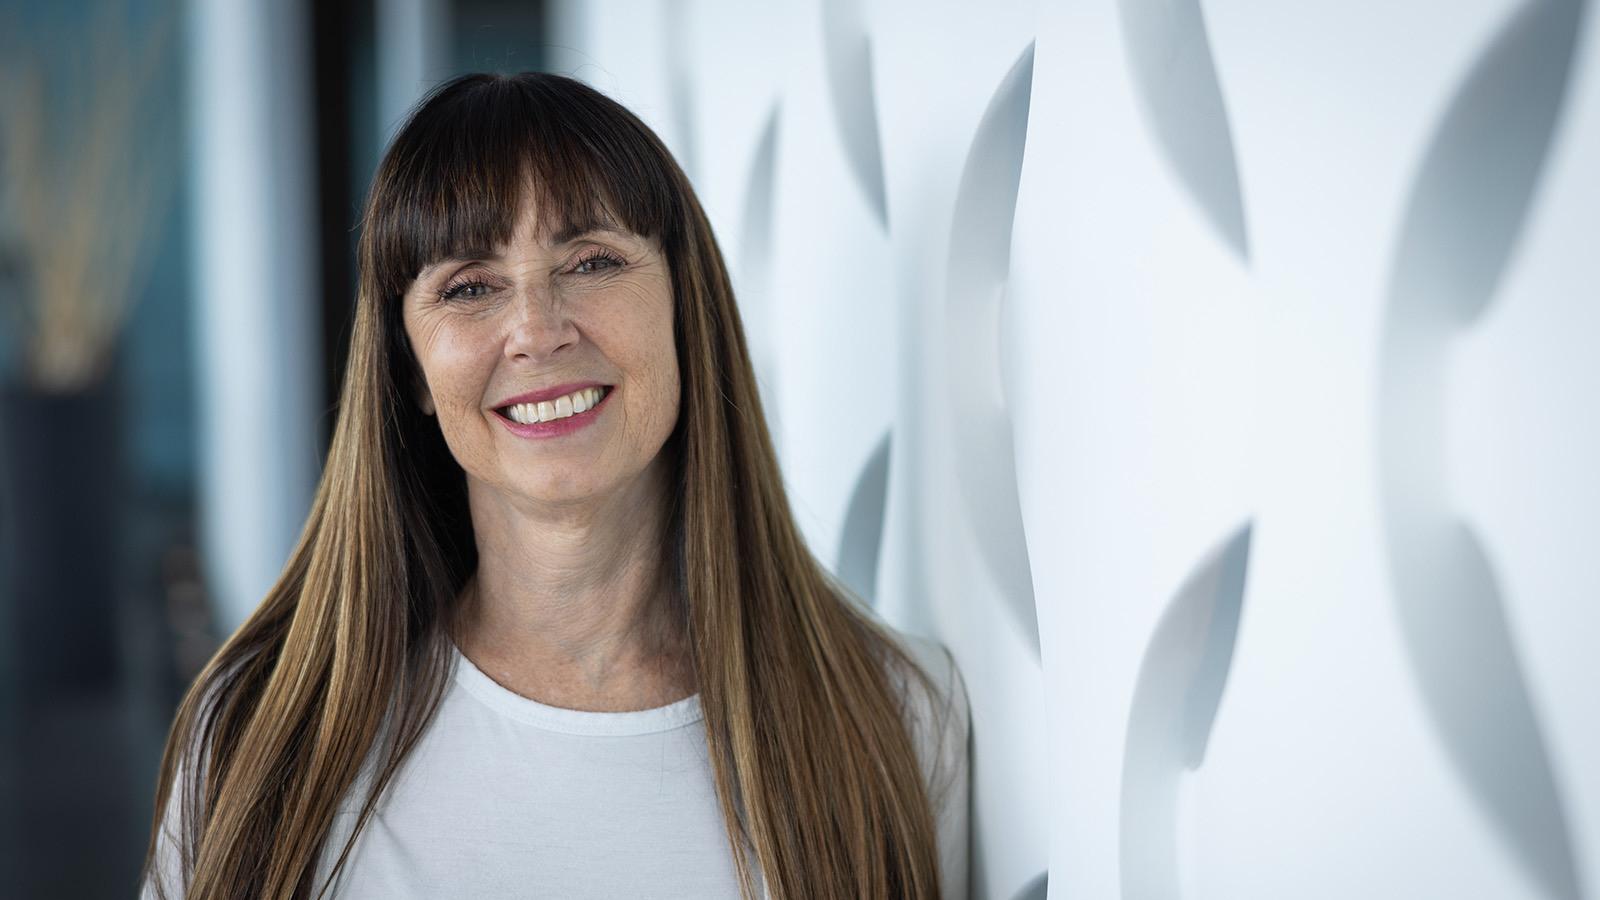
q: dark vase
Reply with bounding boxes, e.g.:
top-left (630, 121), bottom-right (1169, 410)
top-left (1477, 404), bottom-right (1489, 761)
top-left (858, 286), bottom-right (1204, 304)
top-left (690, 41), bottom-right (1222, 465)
top-left (0, 369), bottom-right (124, 698)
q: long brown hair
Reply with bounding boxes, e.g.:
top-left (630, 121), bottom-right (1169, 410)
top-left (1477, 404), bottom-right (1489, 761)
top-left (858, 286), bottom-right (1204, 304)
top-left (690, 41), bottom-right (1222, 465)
top-left (143, 72), bottom-right (950, 899)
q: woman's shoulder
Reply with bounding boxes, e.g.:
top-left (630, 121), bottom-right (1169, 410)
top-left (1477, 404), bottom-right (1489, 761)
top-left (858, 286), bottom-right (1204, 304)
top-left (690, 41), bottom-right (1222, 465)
top-left (869, 619), bottom-right (973, 898)
top-left (878, 627), bottom-right (962, 708)
top-left (142, 658), bottom-right (246, 900)
top-left (872, 621), bottom-right (972, 805)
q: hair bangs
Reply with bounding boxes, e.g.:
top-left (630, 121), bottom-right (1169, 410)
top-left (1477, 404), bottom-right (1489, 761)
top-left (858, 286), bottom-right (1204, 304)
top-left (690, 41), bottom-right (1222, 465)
top-left (366, 74), bottom-right (685, 303)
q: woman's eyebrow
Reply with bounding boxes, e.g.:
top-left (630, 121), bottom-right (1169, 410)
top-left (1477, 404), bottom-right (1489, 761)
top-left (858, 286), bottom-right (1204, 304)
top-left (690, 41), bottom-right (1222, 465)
top-left (549, 224), bottom-right (632, 246)
top-left (416, 251), bottom-right (498, 281)
top-left (547, 207), bottom-right (629, 245)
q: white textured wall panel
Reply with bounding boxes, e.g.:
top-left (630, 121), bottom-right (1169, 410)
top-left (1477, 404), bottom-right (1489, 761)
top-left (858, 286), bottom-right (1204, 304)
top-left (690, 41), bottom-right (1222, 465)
top-left (544, 2), bottom-right (1600, 897)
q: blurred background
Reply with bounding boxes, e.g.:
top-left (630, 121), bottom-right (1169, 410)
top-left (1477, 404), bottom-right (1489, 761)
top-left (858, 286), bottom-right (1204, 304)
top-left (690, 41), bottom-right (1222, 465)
top-left (0, 0), bottom-right (549, 895)
top-left (3, 1), bottom-right (1598, 899)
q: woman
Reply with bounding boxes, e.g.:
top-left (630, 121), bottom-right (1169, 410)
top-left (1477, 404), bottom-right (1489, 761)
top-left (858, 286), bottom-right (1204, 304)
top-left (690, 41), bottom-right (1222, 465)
top-left (142, 72), bottom-right (969, 900)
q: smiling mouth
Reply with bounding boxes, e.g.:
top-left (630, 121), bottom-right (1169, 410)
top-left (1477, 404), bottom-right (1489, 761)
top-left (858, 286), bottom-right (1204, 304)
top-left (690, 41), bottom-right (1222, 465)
top-left (494, 385), bottom-right (612, 425)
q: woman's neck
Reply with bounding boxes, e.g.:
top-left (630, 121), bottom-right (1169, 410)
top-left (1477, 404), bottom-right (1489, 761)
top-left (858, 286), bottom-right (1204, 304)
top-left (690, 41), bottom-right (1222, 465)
top-left (452, 457), bottom-right (694, 712)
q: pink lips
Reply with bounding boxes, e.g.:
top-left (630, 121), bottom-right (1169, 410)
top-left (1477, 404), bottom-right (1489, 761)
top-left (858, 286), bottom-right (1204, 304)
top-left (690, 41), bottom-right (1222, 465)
top-left (492, 385), bottom-right (612, 440)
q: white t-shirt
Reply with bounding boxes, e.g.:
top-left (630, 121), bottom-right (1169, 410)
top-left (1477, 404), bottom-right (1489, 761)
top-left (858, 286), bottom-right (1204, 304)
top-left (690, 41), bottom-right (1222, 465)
top-left (143, 626), bottom-right (971, 899)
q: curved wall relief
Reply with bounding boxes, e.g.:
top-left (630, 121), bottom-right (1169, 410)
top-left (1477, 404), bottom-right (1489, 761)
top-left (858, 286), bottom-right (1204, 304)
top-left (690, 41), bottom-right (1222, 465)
top-left (739, 103), bottom-right (781, 279)
top-left (1119, 523), bottom-right (1251, 900)
top-left (1377, 2), bottom-right (1587, 898)
top-left (869, 8), bottom-right (1053, 896)
top-left (1011, 871), bottom-right (1048, 900)
top-left (738, 101), bottom-right (783, 443)
top-left (765, 0), bottom-right (902, 597)
top-left (1118, 0), bottom-right (1250, 259)
top-left (820, 0), bottom-right (890, 228)
top-left (1006, 3), bottom-right (1258, 892)
top-left (663, 0), bottom-right (700, 181)
top-left (836, 430), bottom-right (892, 607)
top-left (944, 41), bottom-right (1039, 656)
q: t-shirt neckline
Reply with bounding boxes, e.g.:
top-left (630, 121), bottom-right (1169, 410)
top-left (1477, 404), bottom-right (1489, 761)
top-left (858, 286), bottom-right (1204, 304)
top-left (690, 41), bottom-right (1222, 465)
top-left (448, 640), bottom-right (704, 736)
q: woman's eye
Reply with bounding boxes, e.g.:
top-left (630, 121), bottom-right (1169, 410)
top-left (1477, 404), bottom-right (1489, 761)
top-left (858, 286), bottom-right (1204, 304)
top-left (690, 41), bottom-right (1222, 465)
top-left (440, 280), bottom-right (491, 302)
top-left (573, 252), bottom-right (624, 275)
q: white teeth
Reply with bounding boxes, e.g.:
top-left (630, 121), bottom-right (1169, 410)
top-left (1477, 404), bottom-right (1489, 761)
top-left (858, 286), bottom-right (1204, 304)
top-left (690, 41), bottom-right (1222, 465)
top-left (503, 387), bottom-right (607, 424)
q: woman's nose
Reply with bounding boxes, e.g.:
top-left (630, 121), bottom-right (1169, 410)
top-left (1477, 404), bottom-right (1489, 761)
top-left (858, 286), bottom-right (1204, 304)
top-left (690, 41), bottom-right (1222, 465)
top-left (503, 285), bottom-right (578, 362)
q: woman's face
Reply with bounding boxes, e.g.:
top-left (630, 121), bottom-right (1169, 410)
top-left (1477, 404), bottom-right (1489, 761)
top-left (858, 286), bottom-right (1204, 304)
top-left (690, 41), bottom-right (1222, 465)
top-left (402, 195), bottom-right (680, 513)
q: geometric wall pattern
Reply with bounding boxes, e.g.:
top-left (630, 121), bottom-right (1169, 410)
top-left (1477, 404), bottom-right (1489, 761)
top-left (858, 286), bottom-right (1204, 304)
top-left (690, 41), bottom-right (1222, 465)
top-left (547, 2), bottom-right (1600, 897)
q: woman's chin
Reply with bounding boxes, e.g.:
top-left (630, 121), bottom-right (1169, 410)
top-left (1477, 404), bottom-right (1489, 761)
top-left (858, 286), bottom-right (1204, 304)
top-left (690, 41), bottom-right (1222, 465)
top-left (511, 479), bottom-right (607, 508)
